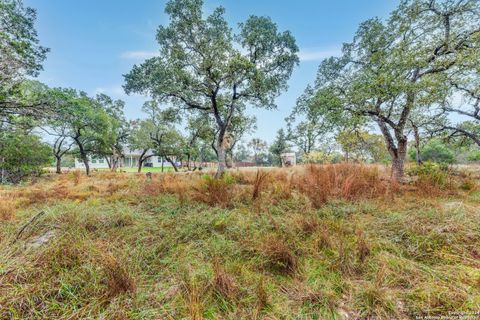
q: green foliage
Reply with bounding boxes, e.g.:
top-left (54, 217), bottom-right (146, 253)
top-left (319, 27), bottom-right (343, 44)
top-left (467, 150), bottom-right (480, 162)
top-left (0, 0), bottom-right (50, 124)
top-left (302, 151), bottom-right (334, 164)
top-left (408, 139), bottom-right (455, 164)
top-left (269, 129), bottom-right (290, 166)
top-left (336, 130), bottom-right (390, 163)
top-left (124, 0), bottom-right (298, 173)
top-left (407, 161), bottom-right (450, 189)
top-left (248, 138), bottom-right (268, 165)
top-left (0, 130), bottom-right (52, 183)
top-left (0, 0), bottom-right (48, 84)
top-left (45, 89), bottom-right (118, 174)
top-left (300, 0), bottom-right (480, 179)
top-left (287, 87), bottom-right (342, 154)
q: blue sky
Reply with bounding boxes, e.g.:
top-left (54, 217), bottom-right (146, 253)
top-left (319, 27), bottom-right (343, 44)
top-left (26, 0), bottom-right (398, 143)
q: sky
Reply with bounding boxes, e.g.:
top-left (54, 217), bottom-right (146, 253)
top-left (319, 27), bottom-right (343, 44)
top-left (26, 0), bottom-right (399, 143)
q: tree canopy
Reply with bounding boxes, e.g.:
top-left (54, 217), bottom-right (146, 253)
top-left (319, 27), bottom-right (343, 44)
top-left (124, 0), bottom-right (298, 176)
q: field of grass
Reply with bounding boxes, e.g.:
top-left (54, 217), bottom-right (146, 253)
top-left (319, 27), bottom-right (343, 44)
top-left (1, 164), bottom-right (479, 319)
top-left (102, 167), bottom-right (176, 173)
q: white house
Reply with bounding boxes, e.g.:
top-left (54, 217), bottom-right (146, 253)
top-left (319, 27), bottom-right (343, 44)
top-left (74, 148), bottom-right (174, 170)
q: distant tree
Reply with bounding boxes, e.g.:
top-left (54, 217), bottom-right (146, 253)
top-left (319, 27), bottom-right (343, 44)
top-left (51, 128), bottom-right (73, 174)
top-left (269, 129), bottom-right (290, 166)
top-left (233, 143), bottom-right (250, 163)
top-left (49, 89), bottom-right (114, 175)
top-left (408, 138), bottom-right (455, 164)
top-left (286, 87), bottom-right (340, 154)
top-left (223, 115), bottom-right (256, 168)
top-left (0, 130), bottom-right (51, 183)
top-left (94, 94), bottom-right (129, 171)
top-left (152, 128), bottom-right (184, 172)
top-left (183, 115), bottom-right (215, 170)
top-left (124, 0), bottom-right (298, 177)
top-left (142, 101), bottom-right (182, 172)
top-left (248, 138), bottom-right (268, 166)
top-left (336, 130), bottom-right (389, 163)
top-left (128, 119), bottom-right (156, 173)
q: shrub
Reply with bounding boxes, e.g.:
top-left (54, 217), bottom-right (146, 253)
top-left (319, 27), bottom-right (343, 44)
top-left (407, 162), bottom-right (452, 192)
top-left (193, 174), bottom-right (235, 207)
top-left (260, 235), bottom-right (298, 275)
top-left (0, 130), bottom-right (52, 183)
top-left (467, 150), bottom-right (480, 162)
top-left (408, 139), bottom-right (455, 164)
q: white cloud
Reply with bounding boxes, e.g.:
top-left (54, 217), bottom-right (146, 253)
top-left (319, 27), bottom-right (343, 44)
top-left (120, 50), bottom-right (157, 60)
top-left (298, 48), bottom-right (342, 62)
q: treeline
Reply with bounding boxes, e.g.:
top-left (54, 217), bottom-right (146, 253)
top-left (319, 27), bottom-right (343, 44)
top-left (1, 0), bottom-right (480, 183)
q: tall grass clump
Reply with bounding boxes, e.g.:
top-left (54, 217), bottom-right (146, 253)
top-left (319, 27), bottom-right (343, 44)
top-left (193, 173), bottom-right (236, 207)
top-left (294, 164), bottom-right (388, 208)
top-left (407, 162), bottom-right (454, 195)
top-left (0, 196), bottom-right (17, 220)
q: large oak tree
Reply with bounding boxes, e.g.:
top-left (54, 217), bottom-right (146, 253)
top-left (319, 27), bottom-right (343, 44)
top-left (306, 0), bottom-right (480, 180)
top-left (124, 0), bottom-right (298, 177)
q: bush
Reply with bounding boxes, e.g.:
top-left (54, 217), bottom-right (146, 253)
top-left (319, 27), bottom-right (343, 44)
top-left (407, 162), bottom-right (451, 191)
top-left (467, 150), bottom-right (480, 162)
top-left (408, 139), bottom-right (455, 164)
top-left (302, 151), bottom-right (334, 164)
top-left (0, 130), bottom-right (52, 183)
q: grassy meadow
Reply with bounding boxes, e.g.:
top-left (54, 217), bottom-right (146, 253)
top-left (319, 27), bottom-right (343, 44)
top-left (1, 164), bottom-right (480, 319)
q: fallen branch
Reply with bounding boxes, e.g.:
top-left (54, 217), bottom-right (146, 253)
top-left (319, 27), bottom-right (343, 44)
top-left (13, 211), bottom-right (45, 243)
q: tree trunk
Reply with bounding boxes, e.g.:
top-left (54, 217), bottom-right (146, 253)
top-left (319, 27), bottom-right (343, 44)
top-left (81, 154), bottom-right (90, 176)
top-left (105, 156), bottom-right (112, 169)
top-left (412, 125), bottom-right (422, 165)
top-left (187, 154), bottom-right (191, 171)
top-left (55, 156), bottom-right (62, 174)
top-left (390, 139), bottom-right (407, 181)
top-left (137, 159), bottom-right (143, 173)
top-left (73, 136), bottom-right (90, 176)
top-left (216, 144), bottom-right (226, 178)
top-left (225, 150), bottom-right (233, 169)
top-left (376, 119), bottom-right (407, 182)
top-left (165, 156), bottom-right (178, 172)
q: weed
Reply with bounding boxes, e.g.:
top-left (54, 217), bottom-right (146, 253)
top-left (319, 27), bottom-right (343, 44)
top-left (101, 253), bottom-right (136, 297)
top-left (0, 197), bottom-right (16, 220)
top-left (252, 170), bottom-right (270, 201)
top-left (260, 235), bottom-right (298, 275)
top-left (212, 258), bottom-right (237, 301)
top-left (72, 170), bottom-right (82, 185)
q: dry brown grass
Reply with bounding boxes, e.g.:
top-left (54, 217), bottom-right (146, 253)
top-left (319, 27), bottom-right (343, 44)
top-left (101, 253), bottom-right (136, 297)
top-left (0, 196), bottom-right (17, 220)
top-left (0, 164), bottom-right (479, 319)
top-left (192, 175), bottom-right (235, 208)
top-left (260, 235), bottom-right (298, 275)
top-left (181, 278), bottom-right (205, 320)
top-left (212, 258), bottom-right (237, 301)
top-left (293, 164), bottom-right (390, 208)
top-left (251, 170), bottom-right (270, 201)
